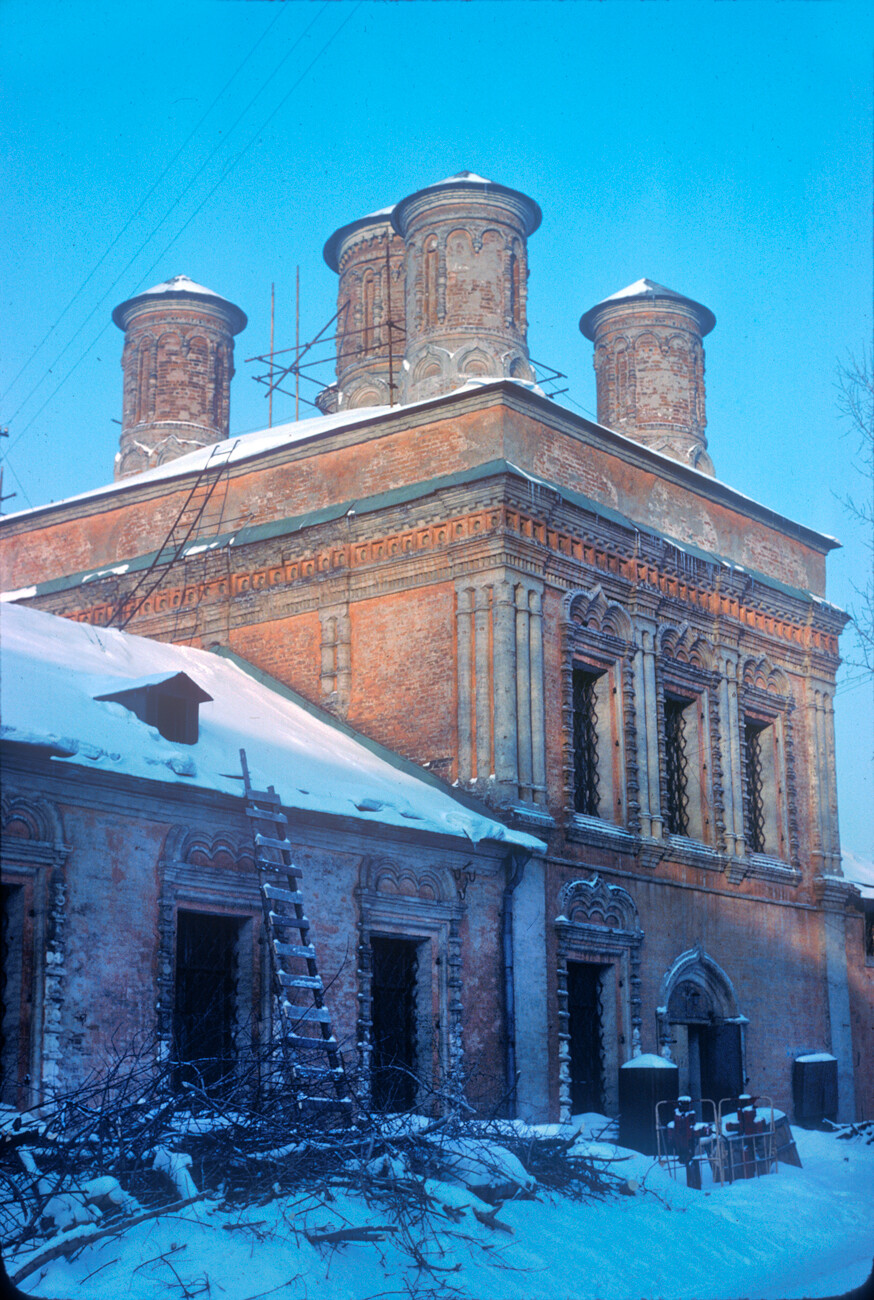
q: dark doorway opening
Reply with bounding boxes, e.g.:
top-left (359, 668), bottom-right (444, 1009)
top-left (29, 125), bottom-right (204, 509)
top-left (689, 1021), bottom-right (744, 1107)
top-left (567, 960), bottom-right (607, 1114)
top-left (174, 911), bottom-right (241, 1090)
top-left (370, 936), bottom-right (419, 1112)
top-left (1, 884), bottom-right (25, 1106)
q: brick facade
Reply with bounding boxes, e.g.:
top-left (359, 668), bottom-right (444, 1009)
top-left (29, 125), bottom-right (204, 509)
top-left (1, 175), bottom-right (866, 1124)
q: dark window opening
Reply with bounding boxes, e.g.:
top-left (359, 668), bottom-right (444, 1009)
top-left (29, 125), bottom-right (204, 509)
top-left (567, 960), bottom-right (606, 1114)
top-left (744, 720), bottom-right (767, 854)
top-left (151, 691), bottom-right (196, 745)
top-left (864, 904), bottom-right (874, 961)
top-left (664, 696), bottom-right (691, 836)
top-left (173, 911), bottom-right (241, 1090)
top-left (572, 667), bottom-right (601, 816)
top-left (370, 936), bottom-right (419, 1111)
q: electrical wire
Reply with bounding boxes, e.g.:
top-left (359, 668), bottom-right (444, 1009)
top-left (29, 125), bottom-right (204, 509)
top-left (1, 2), bottom-right (292, 404)
top-left (562, 392), bottom-right (599, 421)
top-left (6, 2), bottom-right (332, 445)
top-left (0, 454), bottom-right (33, 511)
top-left (5, 0), bottom-right (358, 467)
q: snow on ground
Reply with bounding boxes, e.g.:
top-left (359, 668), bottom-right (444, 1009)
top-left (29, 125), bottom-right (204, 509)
top-left (11, 1122), bottom-right (873, 1300)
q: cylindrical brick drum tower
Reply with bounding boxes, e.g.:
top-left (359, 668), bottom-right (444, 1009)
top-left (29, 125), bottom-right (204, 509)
top-left (112, 275), bottom-right (247, 479)
top-left (391, 172), bottom-right (541, 404)
top-left (579, 279), bottom-right (716, 476)
top-left (323, 210), bottom-right (406, 412)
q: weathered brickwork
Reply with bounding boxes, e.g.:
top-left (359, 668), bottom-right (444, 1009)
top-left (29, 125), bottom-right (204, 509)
top-left (0, 396), bottom-right (831, 598)
top-left (1, 765), bottom-right (511, 1109)
top-left (1, 175), bottom-right (864, 1124)
top-left (113, 276), bottom-right (246, 479)
top-left (323, 213), bottom-right (406, 411)
top-left (580, 280), bottom-right (715, 474)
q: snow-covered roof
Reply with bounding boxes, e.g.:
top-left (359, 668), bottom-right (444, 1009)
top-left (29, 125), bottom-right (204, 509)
top-left (323, 208), bottom-right (398, 272)
top-left (0, 379), bottom-right (840, 562)
top-left (112, 275), bottom-right (247, 334)
top-left (391, 173), bottom-right (542, 237)
top-left (579, 278), bottom-right (716, 339)
top-left (138, 274), bottom-right (229, 301)
top-left (0, 604), bottom-right (543, 851)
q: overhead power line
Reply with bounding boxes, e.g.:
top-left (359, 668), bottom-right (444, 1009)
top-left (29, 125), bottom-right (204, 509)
top-left (1, 2), bottom-right (292, 405)
top-left (8, 2), bottom-right (358, 465)
top-left (6, 1), bottom-right (333, 444)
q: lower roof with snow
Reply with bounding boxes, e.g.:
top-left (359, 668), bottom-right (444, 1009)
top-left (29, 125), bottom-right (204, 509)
top-left (0, 604), bottom-right (544, 852)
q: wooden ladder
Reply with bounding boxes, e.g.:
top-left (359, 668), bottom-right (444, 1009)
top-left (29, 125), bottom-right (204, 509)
top-left (240, 748), bottom-right (349, 1117)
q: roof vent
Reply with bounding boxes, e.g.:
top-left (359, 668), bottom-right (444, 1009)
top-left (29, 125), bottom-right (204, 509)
top-left (95, 672), bottom-right (212, 745)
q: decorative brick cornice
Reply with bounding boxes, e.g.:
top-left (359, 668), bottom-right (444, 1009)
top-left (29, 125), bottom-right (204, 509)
top-left (812, 875), bottom-right (861, 910)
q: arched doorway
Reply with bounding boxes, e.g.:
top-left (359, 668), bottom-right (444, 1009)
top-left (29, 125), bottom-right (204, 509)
top-left (657, 944), bottom-right (747, 1107)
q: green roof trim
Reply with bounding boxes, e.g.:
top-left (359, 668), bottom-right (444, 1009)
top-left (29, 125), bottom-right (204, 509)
top-left (7, 459), bottom-right (841, 615)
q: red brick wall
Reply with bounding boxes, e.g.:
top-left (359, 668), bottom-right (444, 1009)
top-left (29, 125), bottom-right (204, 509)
top-left (0, 400), bottom-right (827, 599)
top-left (229, 614), bottom-right (322, 704)
top-left (348, 584), bottom-right (457, 770)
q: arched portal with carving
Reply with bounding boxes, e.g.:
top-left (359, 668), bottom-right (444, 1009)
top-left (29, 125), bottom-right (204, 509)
top-left (554, 875), bottom-right (644, 1122)
top-left (657, 943), bottom-right (747, 1104)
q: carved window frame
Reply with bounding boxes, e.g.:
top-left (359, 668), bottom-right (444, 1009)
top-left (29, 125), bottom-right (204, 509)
top-left (356, 856), bottom-right (466, 1113)
top-left (158, 827), bottom-right (265, 1077)
top-left (1, 792), bottom-right (69, 1106)
top-left (561, 588), bottom-right (639, 837)
top-left (554, 875), bottom-right (644, 1122)
top-left (737, 657), bottom-right (799, 870)
top-left (656, 625), bottom-right (724, 851)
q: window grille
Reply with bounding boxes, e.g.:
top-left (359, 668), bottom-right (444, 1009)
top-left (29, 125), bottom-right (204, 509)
top-left (744, 722), bottom-right (767, 854)
top-left (572, 668), bottom-right (600, 816)
top-left (664, 697), bottom-right (690, 836)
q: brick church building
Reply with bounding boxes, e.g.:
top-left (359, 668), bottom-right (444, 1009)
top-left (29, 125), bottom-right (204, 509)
top-left (1, 172), bottom-right (869, 1122)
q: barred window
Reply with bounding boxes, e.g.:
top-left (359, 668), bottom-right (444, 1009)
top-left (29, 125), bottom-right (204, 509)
top-left (744, 721), bottom-right (767, 854)
top-left (664, 696), bottom-right (692, 837)
top-left (572, 667), bottom-right (601, 816)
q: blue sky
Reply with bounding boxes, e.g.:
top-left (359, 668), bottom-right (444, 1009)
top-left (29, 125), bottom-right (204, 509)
top-left (1, 0), bottom-right (872, 863)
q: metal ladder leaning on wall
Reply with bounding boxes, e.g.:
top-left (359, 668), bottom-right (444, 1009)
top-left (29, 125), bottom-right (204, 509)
top-left (240, 748), bottom-right (350, 1118)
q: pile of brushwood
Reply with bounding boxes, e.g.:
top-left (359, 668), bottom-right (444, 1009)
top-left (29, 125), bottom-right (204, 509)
top-left (1, 1047), bottom-right (633, 1288)
top-left (826, 1118), bottom-right (874, 1145)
